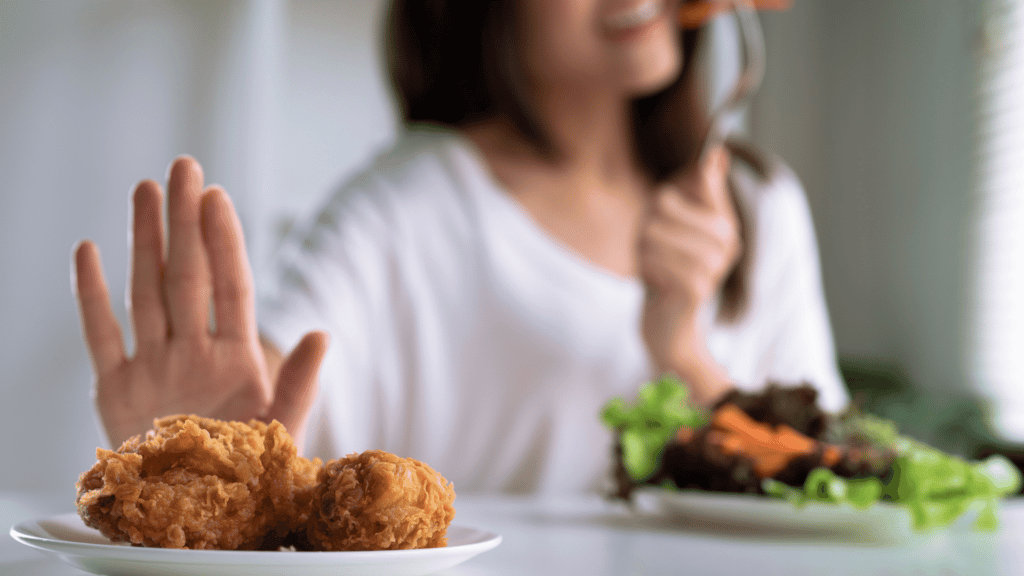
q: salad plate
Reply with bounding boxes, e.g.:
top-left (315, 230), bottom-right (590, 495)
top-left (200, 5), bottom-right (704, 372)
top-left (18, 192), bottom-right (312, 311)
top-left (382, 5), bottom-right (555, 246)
top-left (10, 513), bottom-right (501, 576)
top-left (634, 487), bottom-right (917, 542)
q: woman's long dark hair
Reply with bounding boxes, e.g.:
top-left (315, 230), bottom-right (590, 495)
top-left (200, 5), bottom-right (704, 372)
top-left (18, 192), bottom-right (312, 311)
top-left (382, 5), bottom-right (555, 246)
top-left (383, 0), bottom-right (752, 321)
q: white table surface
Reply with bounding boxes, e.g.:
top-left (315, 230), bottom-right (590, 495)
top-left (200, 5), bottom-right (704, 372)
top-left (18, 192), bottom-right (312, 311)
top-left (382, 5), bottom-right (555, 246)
top-left (4, 490), bottom-right (1024, 576)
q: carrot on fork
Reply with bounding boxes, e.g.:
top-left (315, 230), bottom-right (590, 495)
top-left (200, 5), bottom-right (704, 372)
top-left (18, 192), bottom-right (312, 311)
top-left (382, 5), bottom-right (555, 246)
top-left (678, 0), bottom-right (793, 29)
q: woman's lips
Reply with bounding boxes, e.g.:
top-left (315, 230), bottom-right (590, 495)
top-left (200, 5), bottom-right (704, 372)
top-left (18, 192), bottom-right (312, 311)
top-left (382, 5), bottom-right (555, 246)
top-left (604, 0), bottom-right (665, 40)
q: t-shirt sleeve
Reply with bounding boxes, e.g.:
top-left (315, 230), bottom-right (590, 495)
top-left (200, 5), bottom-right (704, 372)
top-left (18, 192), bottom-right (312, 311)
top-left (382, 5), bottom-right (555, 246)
top-left (748, 165), bottom-right (850, 412)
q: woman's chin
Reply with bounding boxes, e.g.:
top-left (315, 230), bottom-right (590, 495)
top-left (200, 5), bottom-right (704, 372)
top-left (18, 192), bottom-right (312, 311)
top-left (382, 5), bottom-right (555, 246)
top-left (622, 51), bottom-right (683, 97)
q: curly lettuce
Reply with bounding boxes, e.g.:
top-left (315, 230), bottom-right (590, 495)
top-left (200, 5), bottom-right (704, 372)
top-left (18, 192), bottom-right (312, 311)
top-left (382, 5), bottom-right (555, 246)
top-left (600, 374), bottom-right (709, 481)
top-left (763, 436), bottom-right (1022, 531)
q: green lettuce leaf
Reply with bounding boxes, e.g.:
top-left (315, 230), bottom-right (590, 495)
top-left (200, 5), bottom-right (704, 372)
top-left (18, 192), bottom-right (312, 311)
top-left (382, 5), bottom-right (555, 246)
top-left (764, 441), bottom-right (1022, 531)
top-left (885, 439), bottom-right (1021, 531)
top-left (600, 374), bottom-right (709, 481)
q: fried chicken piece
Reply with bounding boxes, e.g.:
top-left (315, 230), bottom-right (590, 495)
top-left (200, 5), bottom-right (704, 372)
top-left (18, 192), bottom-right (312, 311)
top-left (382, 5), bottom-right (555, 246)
top-left (257, 421), bottom-right (321, 550)
top-left (75, 415), bottom-right (319, 550)
top-left (306, 450), bottom-right (456, 551)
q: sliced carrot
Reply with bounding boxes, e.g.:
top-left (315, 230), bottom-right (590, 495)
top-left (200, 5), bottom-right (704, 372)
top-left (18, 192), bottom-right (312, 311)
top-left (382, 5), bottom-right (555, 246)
top-left (752, 453), bottom-right (793, 478)
top-left (712, 405), bottom-right (776, 446)
top-left (822, 445), bottom-right (843, 467)
top-left (774, 424), bottom-right (816, 453)
top-left (703, 403), bottom-right (837, 479)
top-left (720, 434), bottom-right (744, 455)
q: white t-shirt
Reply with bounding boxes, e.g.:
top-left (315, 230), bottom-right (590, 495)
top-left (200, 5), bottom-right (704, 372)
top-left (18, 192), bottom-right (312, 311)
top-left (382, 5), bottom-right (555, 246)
top-left (259, 125), bottom-right (848, 495)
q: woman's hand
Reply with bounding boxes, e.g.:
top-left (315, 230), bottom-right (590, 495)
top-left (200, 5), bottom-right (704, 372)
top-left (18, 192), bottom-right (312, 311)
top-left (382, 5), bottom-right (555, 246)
top-left (73, 156), bottom-right (328, 448)
top-left (638, 146), bottom-right (740, 405)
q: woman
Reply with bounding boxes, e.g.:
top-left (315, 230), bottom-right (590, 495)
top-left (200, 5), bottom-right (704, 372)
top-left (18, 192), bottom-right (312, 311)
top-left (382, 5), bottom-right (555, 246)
top-left (73, 0), bottom-right (846, 493)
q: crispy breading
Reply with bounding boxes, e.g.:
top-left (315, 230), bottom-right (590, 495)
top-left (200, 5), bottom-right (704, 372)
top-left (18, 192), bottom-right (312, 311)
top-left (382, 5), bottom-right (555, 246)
top-left (306, 450), bottom-right (456, 551)
top-left (75, 415), bottom-right (319, 550)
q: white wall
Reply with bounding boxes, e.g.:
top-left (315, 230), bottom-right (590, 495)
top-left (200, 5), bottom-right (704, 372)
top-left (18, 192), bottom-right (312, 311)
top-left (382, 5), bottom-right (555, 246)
top-left (752, 2), bottom-right (987, 413)
top-left (0, 0), bottom-right (395, 494)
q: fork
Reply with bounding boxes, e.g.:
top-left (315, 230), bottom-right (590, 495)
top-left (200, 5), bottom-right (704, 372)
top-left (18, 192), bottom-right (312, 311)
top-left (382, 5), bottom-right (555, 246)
top-left (697, 0), bottom-right (766, 165)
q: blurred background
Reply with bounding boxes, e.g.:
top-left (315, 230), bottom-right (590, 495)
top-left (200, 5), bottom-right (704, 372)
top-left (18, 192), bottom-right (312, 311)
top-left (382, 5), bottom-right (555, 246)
top-left (1, 0), bottom-right (1022, 500)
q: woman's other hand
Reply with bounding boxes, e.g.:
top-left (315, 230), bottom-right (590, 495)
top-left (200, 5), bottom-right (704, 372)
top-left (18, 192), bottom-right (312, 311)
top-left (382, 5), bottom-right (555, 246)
top-left (639, 146), bottom-right (739, 405)
top-left (73, 156), bottom-right (328, 448)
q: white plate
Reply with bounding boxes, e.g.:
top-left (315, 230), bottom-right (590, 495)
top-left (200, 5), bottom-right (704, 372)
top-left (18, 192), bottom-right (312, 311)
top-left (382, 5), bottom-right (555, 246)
top-left (10, 513), bottom-right (501, 576)
top-left (634, 488), bottom-right (915, 542)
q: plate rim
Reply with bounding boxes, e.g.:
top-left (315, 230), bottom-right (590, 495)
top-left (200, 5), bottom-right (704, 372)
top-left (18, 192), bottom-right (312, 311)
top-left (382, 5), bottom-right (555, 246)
top-left (10, 512), bottom-right (502, 566)
top-left (632, 485), bottom-right (913, 539)
top-left (635, 485), bottom-right (903, 511)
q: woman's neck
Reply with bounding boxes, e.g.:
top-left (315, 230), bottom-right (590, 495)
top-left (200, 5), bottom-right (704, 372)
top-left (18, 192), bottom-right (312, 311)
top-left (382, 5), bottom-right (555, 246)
top-left (468, 85), bottom-right (647, 197)
top-left (463, 91), bottom-right (650, 278)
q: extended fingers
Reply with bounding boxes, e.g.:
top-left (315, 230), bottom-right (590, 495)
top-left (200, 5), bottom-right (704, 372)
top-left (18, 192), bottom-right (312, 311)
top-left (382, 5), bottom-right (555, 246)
top-left (165, 156), bottom-right (212, 338)
top-left (129, 180), bottom-right (168, 346)
top-left (73, 241), bottom-right (126, 377)
top-left (200, 187), bottom-right (256, 341)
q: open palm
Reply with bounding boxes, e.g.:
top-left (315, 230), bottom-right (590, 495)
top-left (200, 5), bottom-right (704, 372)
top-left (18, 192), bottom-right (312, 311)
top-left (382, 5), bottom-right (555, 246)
top-left (74, 157), bottom-right (327, 448)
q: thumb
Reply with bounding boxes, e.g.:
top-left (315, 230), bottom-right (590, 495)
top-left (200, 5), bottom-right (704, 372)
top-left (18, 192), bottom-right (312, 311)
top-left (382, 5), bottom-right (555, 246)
top-left (266, 330), bottom-right (329, 435)
top-left (680, 145), bottom-right (731, 211)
